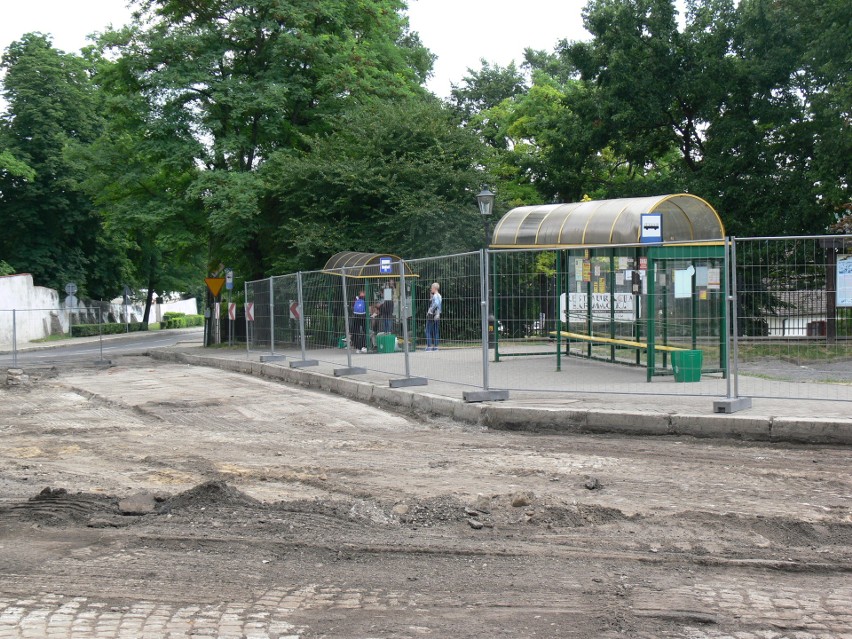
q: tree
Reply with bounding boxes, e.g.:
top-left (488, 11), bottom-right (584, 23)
top-left (70, 43), bottom-right (208, 322)
top-left (0, 33), bottom-right (124, 297)
top-left (475, 0), bottom-right (849, 235)
top-left (0, 149), bottom-right (35, 182)
top-left (101, 0), bottom-right (434, 279)
top-left (263, 97), bottom-right (487, 272)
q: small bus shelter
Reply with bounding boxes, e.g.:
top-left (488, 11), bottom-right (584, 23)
top-left (489, 194), bottom-right (728, 381)
top-left (321, 252), bottom-right (418, 350)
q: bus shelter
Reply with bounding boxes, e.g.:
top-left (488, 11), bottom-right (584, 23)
top-left (320, 252), bottom-right (418, 351)
top-left (489, 194), bottom-right (728, 381)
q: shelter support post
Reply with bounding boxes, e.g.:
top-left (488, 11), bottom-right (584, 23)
top-left (556, 250), bottom-right (562, 372)
top-left (646, 258), bottom-right (656, 382)
top-left (609, 251), bottom-right (616, 362)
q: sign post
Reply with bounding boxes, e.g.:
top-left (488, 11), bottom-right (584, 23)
top-left (225, 268), bottom-right (234, 346)
top-left (64, 282), bottom-right (78, 337)
top-left (205, 277), bottom-right (226, 345)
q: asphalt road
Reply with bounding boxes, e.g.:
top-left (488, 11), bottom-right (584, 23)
top-left (0, 328), bottom-right (204, 366)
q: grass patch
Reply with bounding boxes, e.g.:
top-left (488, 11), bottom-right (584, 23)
top-left (30, 334), bottom-right (72, 343)
top-left (738, 342), bottom-right (852, 362)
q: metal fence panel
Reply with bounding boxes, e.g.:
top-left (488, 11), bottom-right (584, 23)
top-left (402, 252), bottom-right (484, 389)
top-left (0, 307), bottom-right (113, 368)
top-left (245, 278), bottom-right (271, 352)
top-left (271, 274), bottom-right (299, 353)
top-left (734, 236), bottom-right (852, 402)
top-left (214, 235), bottom-right (852, 404)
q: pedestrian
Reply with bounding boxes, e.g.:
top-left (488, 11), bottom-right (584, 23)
top-left (370, 303), bottom-right (381, 350)
top-left (425, 282), bottom-right (442, 351)
top-left (380, 282), bottom-right (395, 334)
top-left (352, 290), bottom-right (367, 352)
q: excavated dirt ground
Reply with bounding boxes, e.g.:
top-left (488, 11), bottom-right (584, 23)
top-left (0, 355), bottom-right (851, 639)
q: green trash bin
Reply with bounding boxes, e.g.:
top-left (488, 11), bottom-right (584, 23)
top-left (671, 349), bottom-right (703, 382)
top-left (338, 336), bottom-right (347, 349)
top-left (377, 333), bottom-right (396, 353)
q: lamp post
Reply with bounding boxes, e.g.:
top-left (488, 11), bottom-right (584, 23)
top-left (476, 187), bottom-right (495, 247)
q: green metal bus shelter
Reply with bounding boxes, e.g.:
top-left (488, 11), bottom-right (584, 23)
top-left (489, 194), bottom-right (728, 381)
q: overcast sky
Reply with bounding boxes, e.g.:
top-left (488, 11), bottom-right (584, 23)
top-left (0, 0), bottom-right (592, 101)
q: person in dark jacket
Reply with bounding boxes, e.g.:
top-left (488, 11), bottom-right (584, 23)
top-left (352, 290), bottom-right (367, 352)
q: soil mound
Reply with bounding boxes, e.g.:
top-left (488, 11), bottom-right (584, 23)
top-left (163, 480), bottom-right (261, 512)
top-left (1, 487), bottom-right (119, 525)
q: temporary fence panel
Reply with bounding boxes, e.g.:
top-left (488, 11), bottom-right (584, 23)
top-left (271, 274), bottom-right (300, 353)
top-left (296, 264), bottom-right (403, 379)
top-left (229, 235), bottom-right (852, 406)
top-left (734, 235), bottom-right (852, 402)
top-left (244, 278), bottom-right (271, 352)
top-left (395, 252), bottom-right (484, 389)
top-left (0, 306), bottom-right (116, 368)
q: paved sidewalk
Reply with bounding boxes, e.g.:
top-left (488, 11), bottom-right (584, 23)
top-left (150, 345), bottom-right (852, 445)
top-left (0, 327), bottom-right (203, 355)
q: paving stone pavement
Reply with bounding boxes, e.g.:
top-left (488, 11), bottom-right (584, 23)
top-left (1, 576), bottom-right (851, 638)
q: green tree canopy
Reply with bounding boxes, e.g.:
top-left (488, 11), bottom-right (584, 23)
top-left (0, 33), bottom-right (124, 297)
top-left (99, 0), bottom-right (434, 279)
top-left (263, 97), bottom-right (488, 273)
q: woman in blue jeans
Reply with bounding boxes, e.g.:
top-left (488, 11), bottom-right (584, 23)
top-left (425, 282), bottom-right (442, 351)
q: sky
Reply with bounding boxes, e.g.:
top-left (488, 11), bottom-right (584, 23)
top-left (0, 0), bottom-right (592, 101)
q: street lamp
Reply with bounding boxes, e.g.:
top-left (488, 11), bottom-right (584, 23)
top-left (476, 187), bottom-right (496, 247)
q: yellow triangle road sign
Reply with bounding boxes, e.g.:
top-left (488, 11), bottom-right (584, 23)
top-left (205, 277), bottom-right (226, 297)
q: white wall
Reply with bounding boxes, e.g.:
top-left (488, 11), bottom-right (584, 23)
top-left (767, 314), bottom-right (826, 337)
top-left (0, 273), bottom-right (62, 347)
top-left (0, 274), bottom-right (152, 347)
top-left (150, 298), bottom-right (198, 324)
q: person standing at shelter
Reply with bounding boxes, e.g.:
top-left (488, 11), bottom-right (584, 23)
top-left (425, 282), bottom-right (442, 351)
top-left (353, 290), bottom-right (367, 352)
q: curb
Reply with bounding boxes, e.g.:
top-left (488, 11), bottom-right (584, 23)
top-left (146, 350), bottom-right (852, 446)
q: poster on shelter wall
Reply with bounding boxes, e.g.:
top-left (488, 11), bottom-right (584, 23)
top-left (564, 293), bottom-right (637, 322)
top-left (838, 255), bottom-right (852, 307)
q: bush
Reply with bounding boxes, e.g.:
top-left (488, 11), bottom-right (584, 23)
top-left (164, 314), bottom-right (204, 329)
top-left (162, 311), bottom-right (186, 322)
top-left (70, 322), bottom-right (148, 337)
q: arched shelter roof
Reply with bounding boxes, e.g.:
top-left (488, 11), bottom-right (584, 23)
top-left (490, 194), bottom-right (725, 248)
top-left (322, 252), bottom-right (417, 279)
